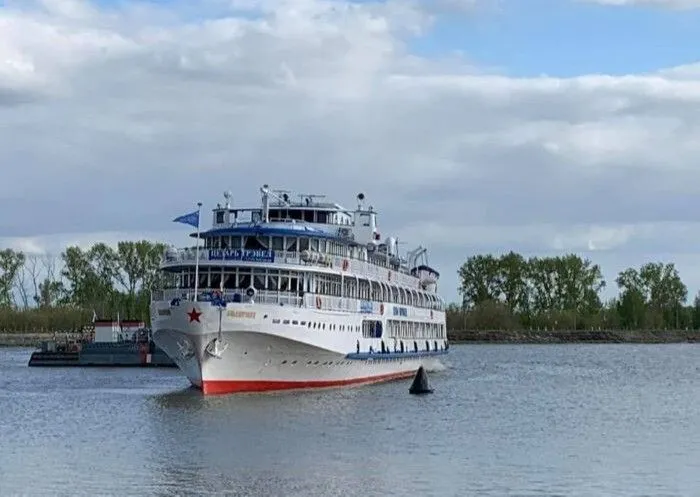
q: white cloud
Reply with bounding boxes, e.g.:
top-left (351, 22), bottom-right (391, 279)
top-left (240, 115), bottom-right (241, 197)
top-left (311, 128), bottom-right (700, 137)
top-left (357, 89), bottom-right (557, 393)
top-left (579, 0), bottom-right (700, 8)
top-left (3, 0), bottom-right (700, 303)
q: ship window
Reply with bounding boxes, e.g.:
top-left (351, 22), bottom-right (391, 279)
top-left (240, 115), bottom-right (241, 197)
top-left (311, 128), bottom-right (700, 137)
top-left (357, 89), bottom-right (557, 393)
top-left (210, 273), bottom-right (222, 290)
top-left (283, 319), bottom-right (290, 324)
top-left (310, 238), bottom-right (319, 251)
top-left (244, 236), bottom-right (265, 250)
top-left (317, 211), bottom-right (328, 223)
top-left (230, 236), bottom-right (242, 249)
top-left (279, 274), bottom-right (290, 292)
top-left (298, 238), bottom-right (309, 251)
top-left (253, 271), bottom-right (266, 290)
top-left (292, 320), bottom-right (298, 325)
top-left (271, 236), bottom-right (284, 251)
top-left (238, 272), bottom-right (251, 289)
top-left (285, 237), bottom-right (297, 252)
top-left (216, 211), bottom-right (224, 223)
top-left (272, 319), bottom-right (280, 324)
top-left (267, 273), bottom-right (279, 291)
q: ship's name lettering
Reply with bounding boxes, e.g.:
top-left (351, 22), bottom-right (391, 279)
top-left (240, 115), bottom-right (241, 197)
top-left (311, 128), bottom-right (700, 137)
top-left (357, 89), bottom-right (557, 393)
top-left (227, 310), bottom-right (256, 319)
top-left (393, 306), bottom-right (408, 317)
top-left (209, 249), bottom-right (275, 262)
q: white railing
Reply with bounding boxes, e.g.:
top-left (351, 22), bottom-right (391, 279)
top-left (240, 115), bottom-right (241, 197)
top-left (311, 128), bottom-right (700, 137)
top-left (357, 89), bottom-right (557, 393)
top-left (153, 288), bottom-right (302, 307)
top-left (152, 289), bottom-right (368, 313)
top-left (161, 247), bottom-right (421, 289)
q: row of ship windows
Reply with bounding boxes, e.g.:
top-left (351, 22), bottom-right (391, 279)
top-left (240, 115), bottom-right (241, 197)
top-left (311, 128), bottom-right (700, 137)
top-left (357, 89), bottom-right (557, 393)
top-left (176, 267), bottom-right (444, 310)
top-left (271, 318), bottom-right (359, 332)
top-left (385, 319), bottom-right (446, 339)
top-left (271, 318), bottom-right (444, 340)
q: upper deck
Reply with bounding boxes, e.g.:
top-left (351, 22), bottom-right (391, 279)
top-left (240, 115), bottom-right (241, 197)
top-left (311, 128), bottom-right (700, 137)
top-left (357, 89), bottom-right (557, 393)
top-left (163, 185), bottom-right (441, 292)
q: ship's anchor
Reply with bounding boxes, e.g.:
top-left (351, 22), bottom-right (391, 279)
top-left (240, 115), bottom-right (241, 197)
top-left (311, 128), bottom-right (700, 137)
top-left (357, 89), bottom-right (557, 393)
top-left (205, 337), bottom-right (228, 358)
top-left (177, 339), bottom-right (194, 359)
top-left (205, 301), bottom-right (228, 359)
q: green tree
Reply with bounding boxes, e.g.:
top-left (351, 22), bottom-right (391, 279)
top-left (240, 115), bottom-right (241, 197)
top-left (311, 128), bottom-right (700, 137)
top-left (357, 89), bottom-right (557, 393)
top-left (0, 249), bottom-right (25, 307)
top-left (457, 254), bottom-right (502, 308)
top-left (616, 262), bottom-right (687, 329)
top-left (497, 251), bottom-right (529, 314)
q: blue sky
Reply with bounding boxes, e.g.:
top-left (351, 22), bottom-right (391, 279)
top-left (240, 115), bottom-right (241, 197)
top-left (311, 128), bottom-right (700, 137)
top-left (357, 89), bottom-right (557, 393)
top-left (5, 0), bottom-right (700, 305)
top-left (411, 0), bottom-right (700, 76)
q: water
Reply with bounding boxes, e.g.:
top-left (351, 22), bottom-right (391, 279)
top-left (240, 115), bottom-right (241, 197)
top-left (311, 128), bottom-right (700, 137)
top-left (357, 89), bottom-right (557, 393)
top-left (1, 344), bottom-right (699, 496)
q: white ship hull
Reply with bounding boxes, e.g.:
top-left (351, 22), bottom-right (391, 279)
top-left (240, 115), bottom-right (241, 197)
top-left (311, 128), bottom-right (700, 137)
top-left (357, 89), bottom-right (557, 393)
top-left (151, 300), bottom-right (447, 395)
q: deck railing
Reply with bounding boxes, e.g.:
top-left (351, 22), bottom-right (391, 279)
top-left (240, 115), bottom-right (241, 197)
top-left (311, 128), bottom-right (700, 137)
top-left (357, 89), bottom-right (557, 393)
top-left (161, 247), bottom-right (423, 290)
top-left (152, 288), bottom-right (362, 312)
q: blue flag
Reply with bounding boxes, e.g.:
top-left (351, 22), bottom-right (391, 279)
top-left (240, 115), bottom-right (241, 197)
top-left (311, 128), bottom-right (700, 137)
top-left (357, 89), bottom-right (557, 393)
top-left (173, 210), bottom-right (199, 228)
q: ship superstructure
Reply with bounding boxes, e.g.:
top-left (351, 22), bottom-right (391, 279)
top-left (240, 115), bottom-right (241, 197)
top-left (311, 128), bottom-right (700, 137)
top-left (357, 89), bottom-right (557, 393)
top-left (150, 185), bottom-right (448, 394)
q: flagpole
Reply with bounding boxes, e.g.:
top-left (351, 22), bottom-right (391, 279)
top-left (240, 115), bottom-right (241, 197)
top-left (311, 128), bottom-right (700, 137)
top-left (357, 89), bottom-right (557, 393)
top-left (194, 202), bottom-right (203, 302)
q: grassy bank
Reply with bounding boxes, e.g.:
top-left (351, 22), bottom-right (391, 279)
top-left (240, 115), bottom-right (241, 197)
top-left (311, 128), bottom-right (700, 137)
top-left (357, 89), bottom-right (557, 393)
top-left (448, 329), bottom-right (700, 344)
top-left (3, 329), bottom-right (700, 348)
top-left (0, 332), bottom-right (56, 347)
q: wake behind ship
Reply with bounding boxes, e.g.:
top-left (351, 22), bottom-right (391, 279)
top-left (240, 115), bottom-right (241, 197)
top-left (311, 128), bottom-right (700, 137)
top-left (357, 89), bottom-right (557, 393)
top-left (150, 186), bottom-right (448, 394)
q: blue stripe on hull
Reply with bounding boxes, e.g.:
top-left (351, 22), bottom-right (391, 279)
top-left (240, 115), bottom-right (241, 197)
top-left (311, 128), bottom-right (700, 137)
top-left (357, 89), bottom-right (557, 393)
top-left (345, 349), bottom-right (448, 361)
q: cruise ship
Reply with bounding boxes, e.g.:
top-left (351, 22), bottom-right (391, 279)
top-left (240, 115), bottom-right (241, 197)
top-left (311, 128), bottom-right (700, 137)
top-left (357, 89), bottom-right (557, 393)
top-left (149, 185), bottom-right (448, 394)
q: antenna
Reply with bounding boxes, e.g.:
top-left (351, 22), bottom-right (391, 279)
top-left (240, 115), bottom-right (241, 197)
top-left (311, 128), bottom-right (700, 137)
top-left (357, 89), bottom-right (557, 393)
top-left (223, 190), bottom-right (232, 209)
top-left (260, 184), bottom-right (270, 223)
top-left (357, 193), bottom-right (365, 210)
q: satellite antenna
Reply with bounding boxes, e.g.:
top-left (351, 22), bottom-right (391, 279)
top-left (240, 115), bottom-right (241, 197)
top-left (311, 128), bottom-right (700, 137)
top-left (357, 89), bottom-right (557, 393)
top-left (223, 190), bottom-right (232, 209)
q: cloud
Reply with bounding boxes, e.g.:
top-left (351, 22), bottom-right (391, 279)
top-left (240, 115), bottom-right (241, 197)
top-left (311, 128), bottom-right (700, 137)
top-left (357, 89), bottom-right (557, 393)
top-left (3, 0), bottom-right (700, 302)
top-left (579, 0), bottom-right (700, 8)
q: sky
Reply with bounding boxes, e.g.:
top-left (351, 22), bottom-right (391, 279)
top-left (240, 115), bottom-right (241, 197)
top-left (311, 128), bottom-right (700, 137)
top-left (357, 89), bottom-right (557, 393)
top-left (3, 0), bottom-right (700, 305)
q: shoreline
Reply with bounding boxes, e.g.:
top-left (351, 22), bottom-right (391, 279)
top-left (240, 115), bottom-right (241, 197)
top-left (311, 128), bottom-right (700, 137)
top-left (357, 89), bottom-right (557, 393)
top-left (2, 329), bottom-right (700, 347)
top-left (0, 332), bottom-right (68, 348)
top-left (448, 329), bottom-right (700, 344)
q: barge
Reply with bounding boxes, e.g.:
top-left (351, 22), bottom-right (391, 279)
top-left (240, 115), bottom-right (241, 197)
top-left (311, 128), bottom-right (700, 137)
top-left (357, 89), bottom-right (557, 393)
top-left (28, 318), bottom-right (176, 368)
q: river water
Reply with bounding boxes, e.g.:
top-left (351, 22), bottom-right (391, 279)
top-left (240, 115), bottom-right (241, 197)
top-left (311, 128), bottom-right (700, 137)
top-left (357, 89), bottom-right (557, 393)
top-left (1, 344), bottom-right (699, 496)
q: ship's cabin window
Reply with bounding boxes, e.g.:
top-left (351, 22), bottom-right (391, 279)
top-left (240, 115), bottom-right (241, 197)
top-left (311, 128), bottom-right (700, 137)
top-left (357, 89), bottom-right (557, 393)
top-left (216, 211), bottom-right (225, 223)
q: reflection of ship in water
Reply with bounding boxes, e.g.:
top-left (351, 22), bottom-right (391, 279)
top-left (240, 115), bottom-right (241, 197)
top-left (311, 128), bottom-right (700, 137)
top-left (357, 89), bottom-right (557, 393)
top-left (28, 317), bottom-right (175, 367)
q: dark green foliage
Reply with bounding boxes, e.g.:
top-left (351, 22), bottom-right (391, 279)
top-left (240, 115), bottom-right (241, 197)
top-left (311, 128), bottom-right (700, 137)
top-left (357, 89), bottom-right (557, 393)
top-left (0, 241), bottom-right (167, 331)
top-left (455, 252), bottom-right (690, 331)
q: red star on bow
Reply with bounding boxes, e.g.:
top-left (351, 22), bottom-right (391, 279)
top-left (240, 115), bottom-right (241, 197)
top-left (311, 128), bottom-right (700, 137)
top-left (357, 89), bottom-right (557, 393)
top-left (187, 308), bottom-right (202, 323)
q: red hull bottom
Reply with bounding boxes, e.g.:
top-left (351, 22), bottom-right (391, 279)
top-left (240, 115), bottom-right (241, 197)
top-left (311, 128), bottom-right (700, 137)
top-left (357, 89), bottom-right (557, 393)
top-left (199, 370), bottom-right (416, 395)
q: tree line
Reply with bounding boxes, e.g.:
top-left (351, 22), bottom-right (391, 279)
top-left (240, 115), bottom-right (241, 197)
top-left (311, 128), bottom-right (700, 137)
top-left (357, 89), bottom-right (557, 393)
top-left (449, 251), bottom-right (700, 332)
top-left (2, 243), bottom-right (699, 334)
top-left (0, 241), bottom-right (166, 332)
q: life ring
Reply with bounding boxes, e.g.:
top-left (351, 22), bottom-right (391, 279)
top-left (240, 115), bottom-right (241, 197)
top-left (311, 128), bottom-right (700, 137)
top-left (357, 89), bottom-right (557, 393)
top-left (342, 259), bottom-right (349, 271)
top-left (316, 296), bottom-right (322, 309)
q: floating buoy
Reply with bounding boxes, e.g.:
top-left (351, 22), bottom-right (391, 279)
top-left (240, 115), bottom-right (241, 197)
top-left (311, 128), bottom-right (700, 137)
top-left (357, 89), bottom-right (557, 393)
top-left (409, 366), bottom-right (433, 394)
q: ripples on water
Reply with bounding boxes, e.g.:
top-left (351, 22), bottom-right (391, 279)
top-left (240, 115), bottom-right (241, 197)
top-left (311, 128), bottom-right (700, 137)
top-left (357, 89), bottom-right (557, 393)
top-left (1, 344), bottom-right (699, 496)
